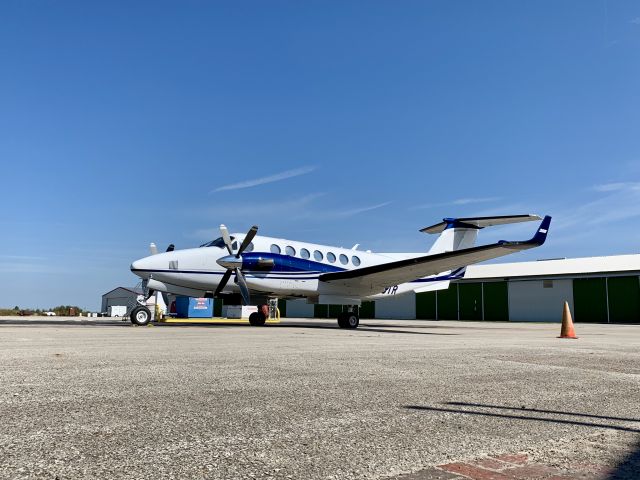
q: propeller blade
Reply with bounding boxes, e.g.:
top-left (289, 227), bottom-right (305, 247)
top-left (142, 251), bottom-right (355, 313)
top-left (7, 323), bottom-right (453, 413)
top-left (214, 269), bottom-right (233, 298)
top-left (235, 268), bottom-right (250, 305)
top-left (166, 244), bottom-right (175, 252)
top-left (149, 243), bottom-right (158, 255)
top-left (220, 224), bottom-right (233, 255)
top-left (236, 225), bottom-right (258, 258)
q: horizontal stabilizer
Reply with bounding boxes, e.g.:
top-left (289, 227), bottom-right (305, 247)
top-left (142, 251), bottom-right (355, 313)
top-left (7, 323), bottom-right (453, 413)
top-left (420, 214), bottom-right (541, 234)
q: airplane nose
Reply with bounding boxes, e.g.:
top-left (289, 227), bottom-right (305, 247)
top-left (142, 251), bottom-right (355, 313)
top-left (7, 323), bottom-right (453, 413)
top-left (130, 258), bottom-right (149, 279)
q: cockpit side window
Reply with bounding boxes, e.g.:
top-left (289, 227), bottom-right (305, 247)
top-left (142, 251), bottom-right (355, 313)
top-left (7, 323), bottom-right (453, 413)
top-left (200, 236), bottom-right (235, 248)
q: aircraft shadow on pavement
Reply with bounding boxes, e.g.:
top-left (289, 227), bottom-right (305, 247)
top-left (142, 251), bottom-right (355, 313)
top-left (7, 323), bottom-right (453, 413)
top-left (153, 322), bottom-right (459, 335)
top-left (403, 404), bottom-right (640, 434)
top-left (0, 319), bottom-right (128, 327)
top-left (268, 323), bottom-right (459, 335)
top-left (446, 401), bottom-right (640, 423)
top-left (608, 439), bottom-right (640, 480)
top-left (0, 319), bottom-right (456, 335)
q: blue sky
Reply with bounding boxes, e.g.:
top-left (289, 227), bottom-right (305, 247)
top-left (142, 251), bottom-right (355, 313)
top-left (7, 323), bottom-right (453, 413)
top-left (1, 1), bottom-right (640, 310)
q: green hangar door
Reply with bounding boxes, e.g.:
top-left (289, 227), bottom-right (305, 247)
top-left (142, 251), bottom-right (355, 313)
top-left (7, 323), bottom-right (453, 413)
top-left (415, 291), bottom-right (436, 319)
top-left (483, 282), bottom-right (509, 321)
top-left (573, 278), bottom-right (608, 323)
top-left (607, 276), bottom-right (640, 324)
top-left (459, 283), bottom-right (483, 320)
top-left (437, 284), bottom-right (459, 320)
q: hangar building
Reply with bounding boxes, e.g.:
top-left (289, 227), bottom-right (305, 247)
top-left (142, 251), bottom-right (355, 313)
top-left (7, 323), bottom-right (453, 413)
top-left (283, 254), bottom-right (640, 323)
top-left (101, 287), bottom-right (142, 314)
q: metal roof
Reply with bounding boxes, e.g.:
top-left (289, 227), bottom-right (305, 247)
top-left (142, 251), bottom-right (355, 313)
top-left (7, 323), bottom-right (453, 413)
top-left (464, 254), bottom-right (640, 280)
top-left (102, 286), bottom-right (144, 297)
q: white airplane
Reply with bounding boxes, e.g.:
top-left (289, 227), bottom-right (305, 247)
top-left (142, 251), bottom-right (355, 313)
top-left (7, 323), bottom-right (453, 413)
top-left (130, 214), bottom-right (551, 328)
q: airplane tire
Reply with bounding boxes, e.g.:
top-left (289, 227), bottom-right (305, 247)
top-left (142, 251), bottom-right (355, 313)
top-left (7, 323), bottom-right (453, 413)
top-left (249, 311), bottom-right (266, 326)
top-left (337, 312), bottom-right (359, 329)
top-left (130, 306), bottom-right (151, 326)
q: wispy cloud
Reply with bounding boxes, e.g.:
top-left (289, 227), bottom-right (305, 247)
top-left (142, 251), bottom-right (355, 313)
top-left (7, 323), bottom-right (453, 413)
top-left (0, 255), bottom-right (47, 261)
top-left (553, 181), bottom-right (640, 231)
top-left (211, 165), bottom-right (316, 193)
top-left (631, 17), bottom-right (640, 25)
top-left (187, 193), bottom-right (326, 239)
top-left (0, 259), bottom-right (59, 274)
top-left (593, 182), bottom-right (640, 193)
top-left (332, 201), bottom-right (391, 218)
top-left (452, 197), bottom-right (501, 205)
top-left (411, 197), bottom-right (501, 210)
top-left (187, 195), bottom-right (392, 240)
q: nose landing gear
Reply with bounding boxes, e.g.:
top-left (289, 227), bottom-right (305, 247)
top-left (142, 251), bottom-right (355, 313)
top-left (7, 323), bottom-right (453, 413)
top-left (130, 305), bottom-right (152, 326)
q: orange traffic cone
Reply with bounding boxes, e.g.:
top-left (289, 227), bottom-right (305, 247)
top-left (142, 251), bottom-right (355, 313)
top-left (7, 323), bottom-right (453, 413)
top-left (558, 301), bottom-right (578, 339)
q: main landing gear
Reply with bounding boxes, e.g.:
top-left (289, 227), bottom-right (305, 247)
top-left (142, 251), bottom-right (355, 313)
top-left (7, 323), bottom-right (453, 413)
top-left (248, 299), bottom-right (280, 327)
top-left (337, 310), bottom-right (359, 329)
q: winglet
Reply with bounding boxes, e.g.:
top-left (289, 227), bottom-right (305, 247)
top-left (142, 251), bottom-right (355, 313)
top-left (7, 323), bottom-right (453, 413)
top-left (498, 215), bottom-right (552, 248)
top-left (530, 215), bottom-right (552, 246)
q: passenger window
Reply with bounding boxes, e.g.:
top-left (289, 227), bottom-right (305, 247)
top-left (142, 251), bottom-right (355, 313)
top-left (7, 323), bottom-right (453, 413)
top-left (300, 248), bottom-right (310, 259)
top-left (352, 256), bottom-right (361, 266)
top-left (245, 242), bottom-right (254, 253)
top-left (231, 241), bottom-right (238, 251)
top-left (339, 254), bottom-right (348, 265)
top-left (327, 252), bottom-right (336, 263)
top-left (286, 246), bottom-right (296, 256)
top-left (270, 244), bottom-right (281, 254)
top-left (314, 250), bottom-right (323, 261)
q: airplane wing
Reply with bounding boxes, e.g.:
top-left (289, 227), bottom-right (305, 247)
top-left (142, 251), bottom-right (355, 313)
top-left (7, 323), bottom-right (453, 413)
top-left (319, 216), bottom-right (551, 294)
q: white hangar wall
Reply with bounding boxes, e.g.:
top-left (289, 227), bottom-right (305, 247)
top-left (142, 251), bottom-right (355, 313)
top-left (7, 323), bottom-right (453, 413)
top-left (507, 279), bottom-right (574, 322)
top-left (374, 293), bottom-right (416, 319)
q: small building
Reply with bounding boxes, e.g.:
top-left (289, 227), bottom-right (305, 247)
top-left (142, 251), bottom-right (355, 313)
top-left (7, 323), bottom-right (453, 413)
top-left (101, 287), bottom-right (142, 314)
top-left (101, 287), bottom-right (168, 316)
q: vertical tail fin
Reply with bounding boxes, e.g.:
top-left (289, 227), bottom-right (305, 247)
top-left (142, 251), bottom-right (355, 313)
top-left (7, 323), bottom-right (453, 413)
top-left (423, 218), bottom-right (479, 254)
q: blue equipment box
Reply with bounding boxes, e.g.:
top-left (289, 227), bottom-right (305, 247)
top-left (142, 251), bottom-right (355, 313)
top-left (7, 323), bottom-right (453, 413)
top-left (175, 297), bottom-right (213, 318)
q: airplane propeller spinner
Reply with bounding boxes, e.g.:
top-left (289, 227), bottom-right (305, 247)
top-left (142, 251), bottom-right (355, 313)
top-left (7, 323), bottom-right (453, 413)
top-left (214, 224), bottom-right (258, 304)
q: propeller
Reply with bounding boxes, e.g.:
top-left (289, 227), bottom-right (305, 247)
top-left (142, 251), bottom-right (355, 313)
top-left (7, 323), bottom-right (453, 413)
top-left (213, 224), bottom-right (258, 304)
top-left (149, 243), bottom-right (175, 255)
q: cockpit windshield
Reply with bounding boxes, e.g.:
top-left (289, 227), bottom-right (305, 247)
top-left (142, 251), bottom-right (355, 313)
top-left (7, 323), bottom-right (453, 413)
top-left (200, 236), bottom-right (235, 248)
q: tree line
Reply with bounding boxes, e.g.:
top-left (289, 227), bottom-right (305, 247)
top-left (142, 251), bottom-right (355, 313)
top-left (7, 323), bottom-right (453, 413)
top-left (0, 306), bottom-right (86, 316)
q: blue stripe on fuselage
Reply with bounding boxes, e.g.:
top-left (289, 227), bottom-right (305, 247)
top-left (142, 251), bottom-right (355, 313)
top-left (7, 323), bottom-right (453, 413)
top-left (241, 252), bottom-right (346, 273)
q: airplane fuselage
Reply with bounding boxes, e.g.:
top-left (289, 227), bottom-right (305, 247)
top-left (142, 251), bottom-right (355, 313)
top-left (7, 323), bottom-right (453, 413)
top-left (130, 234), bottom-right (454, 303)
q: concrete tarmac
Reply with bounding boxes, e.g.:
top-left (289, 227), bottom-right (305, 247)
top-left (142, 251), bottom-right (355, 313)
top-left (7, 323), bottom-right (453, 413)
top-left (0, 318), bottom-right (638, 479)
